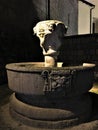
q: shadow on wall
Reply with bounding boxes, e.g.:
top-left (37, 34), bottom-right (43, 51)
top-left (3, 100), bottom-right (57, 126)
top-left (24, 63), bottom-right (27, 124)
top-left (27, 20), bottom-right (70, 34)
top-left (0, 0), bottom-right (44, 84)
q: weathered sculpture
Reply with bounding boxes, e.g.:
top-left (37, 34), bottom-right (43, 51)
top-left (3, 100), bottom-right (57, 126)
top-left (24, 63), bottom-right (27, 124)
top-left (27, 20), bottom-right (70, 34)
top-left (6, 20), bottom-right (95, 129)
top-left (33, 20), bottom-right (67, 67)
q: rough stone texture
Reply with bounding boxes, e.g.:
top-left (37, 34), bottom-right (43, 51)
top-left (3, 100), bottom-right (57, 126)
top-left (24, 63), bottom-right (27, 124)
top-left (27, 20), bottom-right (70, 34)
top-left (9, 93), bottom-right (92, 128)
top-left (6, 62), bottom-right (95, 96)
top-left (6, 62), bottom-right (95, 128)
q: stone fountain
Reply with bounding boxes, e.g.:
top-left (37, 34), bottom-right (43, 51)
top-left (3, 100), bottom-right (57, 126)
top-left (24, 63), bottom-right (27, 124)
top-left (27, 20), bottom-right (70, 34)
top-left (6, 20), bottom-right (95, 129)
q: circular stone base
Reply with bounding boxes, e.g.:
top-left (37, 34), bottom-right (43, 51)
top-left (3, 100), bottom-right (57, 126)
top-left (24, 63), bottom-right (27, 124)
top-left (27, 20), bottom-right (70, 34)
top-left (1, 93), bottom-right (98, 130)
top-left (9, 93), bottom-right (92, 129)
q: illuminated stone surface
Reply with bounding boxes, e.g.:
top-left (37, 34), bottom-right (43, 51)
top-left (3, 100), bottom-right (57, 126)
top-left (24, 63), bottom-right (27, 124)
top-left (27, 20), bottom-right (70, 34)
top-left (33, 20), bottom-right (67, 67)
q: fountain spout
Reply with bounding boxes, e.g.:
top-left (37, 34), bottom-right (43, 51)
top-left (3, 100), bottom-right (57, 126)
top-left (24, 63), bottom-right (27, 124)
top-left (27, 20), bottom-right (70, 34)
top-left (33, 20), bottom-right (67, 67)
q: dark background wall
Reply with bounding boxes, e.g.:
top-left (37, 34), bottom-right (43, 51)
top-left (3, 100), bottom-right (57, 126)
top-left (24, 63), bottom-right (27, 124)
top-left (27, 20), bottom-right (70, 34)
top-left (0, 0), bottom-right (98, 83)
top-left (59, 34), bottom-right (98, 66)
top-left (0, 0), bottom-right (43, 83)
top-left (59, 34), bottom-right (98, 80)
top-left (0, 0), bottom-right (78, 84)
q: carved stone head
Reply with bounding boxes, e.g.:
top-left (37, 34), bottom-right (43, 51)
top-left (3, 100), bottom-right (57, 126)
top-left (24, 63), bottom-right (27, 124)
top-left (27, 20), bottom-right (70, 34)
top-left (33, 20), bottom-right (67, 67)
top-left (33, 20), bottom-right (67, 54)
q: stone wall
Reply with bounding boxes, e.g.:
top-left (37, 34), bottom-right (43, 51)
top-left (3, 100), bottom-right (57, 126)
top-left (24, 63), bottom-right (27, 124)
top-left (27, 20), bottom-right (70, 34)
top-left (50, 0), bottom-right (78, 35)
top-left (59, 34), bottom-right (98, 78)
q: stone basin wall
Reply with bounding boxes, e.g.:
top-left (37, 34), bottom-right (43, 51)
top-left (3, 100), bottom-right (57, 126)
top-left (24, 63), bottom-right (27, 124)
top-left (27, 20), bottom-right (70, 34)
top-left (6, 62), bottom-right (95, 128)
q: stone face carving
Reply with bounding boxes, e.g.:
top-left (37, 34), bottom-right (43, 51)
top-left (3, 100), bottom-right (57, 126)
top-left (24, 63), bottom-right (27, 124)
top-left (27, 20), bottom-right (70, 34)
top-left (33, 20), bottom-right (67, 67)
top-left (41, 69), bottom-right (73, 93)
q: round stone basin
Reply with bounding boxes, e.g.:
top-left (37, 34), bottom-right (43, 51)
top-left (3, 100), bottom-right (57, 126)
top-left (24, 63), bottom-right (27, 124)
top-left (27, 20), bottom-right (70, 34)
top-left (6, 62), bottom-right (95, 97)
top-left (6, 62), bottom-right (95, 128)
